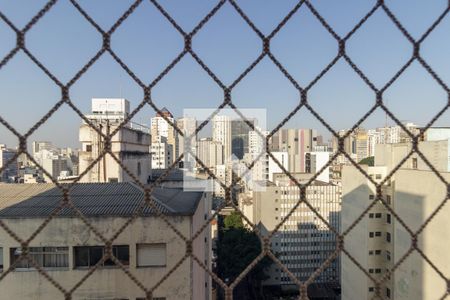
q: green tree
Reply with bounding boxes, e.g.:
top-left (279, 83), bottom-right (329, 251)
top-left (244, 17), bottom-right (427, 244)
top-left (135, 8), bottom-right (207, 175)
top-left (359, 156), bottom-right (374, 166)
top-left (217, 213), bottom-right (271, 299)
top-left (223, 211), bottom-right (244, 229)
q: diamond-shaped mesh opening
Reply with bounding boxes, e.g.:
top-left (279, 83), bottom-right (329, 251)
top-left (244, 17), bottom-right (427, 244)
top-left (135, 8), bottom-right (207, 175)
top-left (0, 1), bottom-right (449, 299)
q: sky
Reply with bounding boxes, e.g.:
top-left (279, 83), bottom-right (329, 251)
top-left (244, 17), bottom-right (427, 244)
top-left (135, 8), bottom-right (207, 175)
top-left (0, 0), bottom-right (449, 149)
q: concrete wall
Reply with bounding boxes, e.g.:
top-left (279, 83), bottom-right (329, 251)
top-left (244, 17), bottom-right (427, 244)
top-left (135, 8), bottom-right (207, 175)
top-left (191, 192), bottom-right (212, 300)
top-left (393, 169), bottom-right (450, 300)
top-left (0, 215), bottom-right (193, 300)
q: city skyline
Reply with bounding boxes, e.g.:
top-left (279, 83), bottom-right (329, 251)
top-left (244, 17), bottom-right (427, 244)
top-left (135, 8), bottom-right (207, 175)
top-left (1, 0), bottom-right (449, 148)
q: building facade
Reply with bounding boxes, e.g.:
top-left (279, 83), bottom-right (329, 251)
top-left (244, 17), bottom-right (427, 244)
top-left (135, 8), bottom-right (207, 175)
top-left (212, 116), bottom-right (231, 164)
top-left (0, 144), bottom-right (18, 182)
top-left (252, 178), bottom-right (341, 289)
top-left (151, 108), bottom-right (178, 168)
top-left (0, 183), bottom-right (212, 300)
top-left (270, 128), bottom-right (318, 173)
top-left (79, 98), bottom-right (151, 183)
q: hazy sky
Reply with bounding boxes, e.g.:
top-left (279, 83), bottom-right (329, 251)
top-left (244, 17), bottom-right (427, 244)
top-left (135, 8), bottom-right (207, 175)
top-left (0, 0), bottom-right (449, 149)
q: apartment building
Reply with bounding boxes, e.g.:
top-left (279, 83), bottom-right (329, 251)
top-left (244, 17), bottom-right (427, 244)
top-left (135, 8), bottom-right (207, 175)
top-left (270, 128), bottom-right (318, 173)
top-left (151, 108), bottom-right (178, 167)
top-left (252, 176), bottom-right (341, 290)
top-left (341, 135), bottom-right (450, 300)
top-left (197, 138), bottom-right (224, 170)
top-left (79, 98), bottom-right (151, 183)
top-left (212, 115), bottom-right (232, 164)
top-left (0, 182), bottom-right (212, 300)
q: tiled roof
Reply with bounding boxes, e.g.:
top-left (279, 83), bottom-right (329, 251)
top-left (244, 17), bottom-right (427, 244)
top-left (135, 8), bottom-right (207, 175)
top-left (0, 182), bottom-right (203, 219)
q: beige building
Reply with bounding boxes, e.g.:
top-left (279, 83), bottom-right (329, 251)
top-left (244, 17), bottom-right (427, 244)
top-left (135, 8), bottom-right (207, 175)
top-left (79, 99), bottom-right (151, 183)
top-left (0, 183), bottom-right (212, 300)
top-left (341, 137), bottom-right (450, 300)
top-left (270, 128), bottom-right (318, 173)
top-left (151, 108), bottom-right (178, 168)
top-left (251, 175), bottom-right (341, 289)
top-left (197, 138), bottom-right (223, 170)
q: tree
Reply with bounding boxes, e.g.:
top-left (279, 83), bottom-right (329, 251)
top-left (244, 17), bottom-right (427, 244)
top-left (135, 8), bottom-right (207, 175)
top-left (223, 211), bottom-right (244, 229)
top-left (359, 156), bottom-right (374, 166)
top-left (216, 213), bottom-right (271, 299)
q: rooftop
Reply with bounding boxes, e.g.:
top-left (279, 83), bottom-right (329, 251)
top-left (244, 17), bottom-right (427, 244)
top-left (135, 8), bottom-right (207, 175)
top-left (0, 183), bottom-right (203, 219)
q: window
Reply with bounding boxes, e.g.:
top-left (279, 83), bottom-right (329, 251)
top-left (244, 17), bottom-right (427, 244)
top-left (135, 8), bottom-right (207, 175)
top-left (386, 287), bottom-right (391, 298)
top-left (386, 214), bottom-right (391, 224)
top-left (108, 178), bottom-right (118, 183)
top-left (10, 247), bottom-right (68, 270)
top-left (375, 232), bottom-right (381, 237)
top-left (369, 194), bottom-right (374, 200)
top-left (386, 195), bottom-right (391, 205)
top-left (137, 244), bottom-right (166, 267)
top-left (386, 232), bottom-right (391, 243)
top-left (375, 174), bottom-right (382, 179)
top-left (386, 251), bottom-right (391, 261)
top-left (375, 250), bottom-right (381, 255)
top-left (375, 213), bottom-right (382, 218)
top-left (137, 162), bottom-right (141, 176)
top-left (74, 245), bottom-right (129, 268)
top-left (0, 247), bottom-right (3, 271)
top-left (369, 250), bottom-right (374, 255)
top-left (412, 158), bottom-right (418, 169)
top-left (369, 287), bottom-right (374, 292)
top-left (369, 213), bottom-right (374, 218)
top-left (85, 144), bottom-right (92, 152)
top-left (369, 232), bottom-right (374, 238)
top-left (375, 268), bottom-right (381, 273)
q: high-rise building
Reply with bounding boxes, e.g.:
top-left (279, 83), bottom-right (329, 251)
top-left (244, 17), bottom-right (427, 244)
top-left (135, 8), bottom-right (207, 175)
top-left (32, 141), bottom-right (53, 157)
top-left (252, 175), bottom-right (341, 288)
top-left (231, 118), bottom-right (255, 160)
top-left (246, 129), bottom-right (269, 182)
top-left (197, 138), bottom-right (223, 170)
top-left (79, 98), bottom-right (151, 183)
top-left (0, 144), bottom-right (18, 183)
top-left (341, 134), bottom-right (450, 300)
top-left (212, 115), bottom-right (232, 163)
top-left (151, 107), bottom-right (177, 168)
top-left (355, 128), bottom-right (369, 162)
top-left (305, 151), bottom-right (331, 183)
top-left (176, 117), bottom-right (197, 159)
top-left (270, 128), bottom-right (318, 173)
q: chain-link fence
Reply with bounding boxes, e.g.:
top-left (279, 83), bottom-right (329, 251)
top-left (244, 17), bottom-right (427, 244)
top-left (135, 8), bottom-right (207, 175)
top-left (0, 0), bottom-right (449, 299)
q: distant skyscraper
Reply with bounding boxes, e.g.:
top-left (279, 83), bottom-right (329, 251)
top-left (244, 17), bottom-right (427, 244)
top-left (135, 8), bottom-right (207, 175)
top-left (212, 115), bottom-right (232, 163)
top-left (197, 138), bottom-right (223, 169)
top-left (151, 107), bottom-right (177, 168)
top-left (231, 119), bottom-right (255, 160)
top-left (176, 117), bottom-right (197, 165)
top-left (270, 128), bottom-right (318, 173)
top-left (0, 144), bottom-right (18, 182)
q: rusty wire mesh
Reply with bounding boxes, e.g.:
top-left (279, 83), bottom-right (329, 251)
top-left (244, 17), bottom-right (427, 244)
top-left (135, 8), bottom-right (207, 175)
top-left (0, 0), bottom-right (449, 299)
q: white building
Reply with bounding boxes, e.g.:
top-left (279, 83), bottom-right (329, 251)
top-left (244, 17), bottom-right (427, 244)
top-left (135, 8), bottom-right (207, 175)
top-left (0, 183), bottom-right (212, 300)
top-left (151, 108), bottom-right (177, 168)
top-left (268, 151), bottom-right (289, 182)
top-left (176, 117), bottom-right (197, 160)
top-left (151, 136), bottom-right (171, 169)
top-left (305, 151), bottom-right (331, 183)
top-left (197, 138), bottom-right (223, 170)
top-left (212, 115), bottom-right (231, 164)
top-left (79, 98), bottom-right (151, 183)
